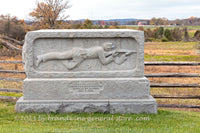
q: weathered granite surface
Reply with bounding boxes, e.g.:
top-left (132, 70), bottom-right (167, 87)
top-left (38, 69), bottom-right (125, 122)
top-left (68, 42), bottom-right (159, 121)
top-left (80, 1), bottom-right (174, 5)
top-left (16, 96), bottom-right (157, 114)
top-left (23, 78), bottom-right (150, 100)
top-left (16, 29), bottom-right (157, 114)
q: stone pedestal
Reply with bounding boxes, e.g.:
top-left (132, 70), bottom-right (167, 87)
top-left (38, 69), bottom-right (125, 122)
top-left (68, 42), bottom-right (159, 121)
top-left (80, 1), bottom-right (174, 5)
top-left (16, 29), bottom-right (157, 114)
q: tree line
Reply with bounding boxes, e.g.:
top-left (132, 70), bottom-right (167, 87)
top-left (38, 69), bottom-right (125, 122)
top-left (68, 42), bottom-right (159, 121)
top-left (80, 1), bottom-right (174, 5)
top-left (138, 26), bottom-right (200, 42)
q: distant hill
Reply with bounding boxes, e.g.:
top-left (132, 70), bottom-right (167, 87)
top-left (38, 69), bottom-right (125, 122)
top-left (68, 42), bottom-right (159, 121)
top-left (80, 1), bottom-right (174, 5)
top-left (77, 18), bottom-right (139, 25)
top-left (24, 18), bottom-right (140, 25)
top-left (78, 18), bottom-right (138, 21)
top-left (103, 18), bottom-right (140, 25)
top-left (104, 18), bottom-right (139, 22)
top-left (24, 17), bottom-right (200, 26)
top-left (24, 20), bottom-right (31, 23)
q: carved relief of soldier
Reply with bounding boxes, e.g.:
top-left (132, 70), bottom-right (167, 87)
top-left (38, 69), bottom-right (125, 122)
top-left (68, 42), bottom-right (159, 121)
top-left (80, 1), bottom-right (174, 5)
top-left (36, 43), bottom-right (136, 70)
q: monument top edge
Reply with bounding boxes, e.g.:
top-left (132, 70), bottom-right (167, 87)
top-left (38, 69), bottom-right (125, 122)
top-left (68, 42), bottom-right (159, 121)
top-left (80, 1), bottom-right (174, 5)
top-left (30, 29), bottom-right (142, 33)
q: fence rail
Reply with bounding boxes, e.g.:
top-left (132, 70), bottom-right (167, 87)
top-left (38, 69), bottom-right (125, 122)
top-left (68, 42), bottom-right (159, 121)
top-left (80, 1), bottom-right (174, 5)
top-left (145, 61), bottom-right (200, 66)
top-left (0, 60), bottom-right (22, 64)
top-left (1, 61), bottom-right (200, 66)
top-left (0, 78), bottom-right (23, 82)
top-left (1, 70), bottom-right (199, 78)
top-left (158, 104), bottom-right (200, 109)
top-left (152, 95), bottom-right (200, 99)
top-left (145, 73), bottom-right (200, 77)
top-left (0, 88), bottom-right (23, 93)
top-left (0, 70), bottom-right (25, 74)
top-left (150, 83), bottom-right (200, 88)
top-left (0, 61), bottom-right (200, 109)
top-left (0, 70), bottom-right (199, 78)
top-left (0, 96), bottom-right (19, 100)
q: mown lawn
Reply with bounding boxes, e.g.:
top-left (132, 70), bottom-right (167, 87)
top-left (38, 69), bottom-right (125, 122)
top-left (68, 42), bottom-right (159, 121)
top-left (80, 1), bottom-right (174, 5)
top-left (145, 54), bottom-right (199, 62)
top-left (0, 101), bottom-right (199, 133)
top-left (144, 41), bottom-right (199, 62)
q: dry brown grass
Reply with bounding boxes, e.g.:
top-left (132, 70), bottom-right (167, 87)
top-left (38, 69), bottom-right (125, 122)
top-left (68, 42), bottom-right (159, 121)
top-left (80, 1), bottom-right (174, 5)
top-left (0, 81), bottom-right (23, 89)
top-left (144, 42), bottom-right (197, 56)
top-left (0, 48), bottom-right (22, 57)
top-left (145, 66), bottom-right (200, 73)
top-left (145, 42), bottom-right (200, 111)
top-left (0, 55), bottom-right (23, 90)
top-left (0, 73), bottom-right (25, 79)
top-left (0, 63), bottom-right (24, 71)
top-left (145, 49), bottom-right (195, 56)
top-left (149, 77), bottom-right (200, 84)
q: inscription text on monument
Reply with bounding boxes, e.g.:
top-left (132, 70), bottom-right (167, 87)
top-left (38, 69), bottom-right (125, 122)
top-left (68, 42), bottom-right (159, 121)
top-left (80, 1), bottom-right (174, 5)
top-left (69, 81), bottom-right (104, 94)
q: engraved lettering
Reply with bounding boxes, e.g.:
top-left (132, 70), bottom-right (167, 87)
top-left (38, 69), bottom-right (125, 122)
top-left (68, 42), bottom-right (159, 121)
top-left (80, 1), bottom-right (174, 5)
top-left (68, 81), bottom-right (104, 94)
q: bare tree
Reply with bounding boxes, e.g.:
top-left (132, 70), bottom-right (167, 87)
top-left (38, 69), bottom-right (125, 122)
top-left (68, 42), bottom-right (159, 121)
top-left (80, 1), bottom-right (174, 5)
top-left (0, 15), bottom-right (25, 52)
top-left (30, 0), bottom-right (71, 28)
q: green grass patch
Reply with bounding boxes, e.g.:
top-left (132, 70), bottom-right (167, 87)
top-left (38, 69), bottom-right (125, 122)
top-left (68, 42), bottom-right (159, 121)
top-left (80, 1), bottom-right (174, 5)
top-left (0, 92), bottom-right (23, 97)
top-left (145, 54), bottom-right (199, 62)
top-left (145, 41), bottom-right (197, 50)
top-left (188, 31), bottom-right (195, 38)
top-left (0, 101), bottom-right (200, 133)
top-left (144, 41), bottom-right (200, 61)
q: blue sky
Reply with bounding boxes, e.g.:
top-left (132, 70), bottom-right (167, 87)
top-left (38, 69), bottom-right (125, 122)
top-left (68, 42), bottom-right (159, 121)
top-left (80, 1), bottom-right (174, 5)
top-left (0, 0), bottom-right (200, 20)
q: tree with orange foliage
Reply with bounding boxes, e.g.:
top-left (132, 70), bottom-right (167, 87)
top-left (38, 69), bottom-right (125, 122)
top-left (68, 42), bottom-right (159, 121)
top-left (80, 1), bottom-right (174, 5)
top-left (29, 0), bottom-right (71, 28)
top-left (83, 19), bottom-right (93, 29)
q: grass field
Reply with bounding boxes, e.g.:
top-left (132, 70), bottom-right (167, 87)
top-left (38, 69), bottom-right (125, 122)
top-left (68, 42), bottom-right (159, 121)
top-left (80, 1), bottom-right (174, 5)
top-left (144, 41), bottom-right (200, 111)
top-left (0, 101), bottom-right (200, 133)
top-left (144, 42), bottom-right (199, 61)
top-left (0, 41), bottom-right (200, 132)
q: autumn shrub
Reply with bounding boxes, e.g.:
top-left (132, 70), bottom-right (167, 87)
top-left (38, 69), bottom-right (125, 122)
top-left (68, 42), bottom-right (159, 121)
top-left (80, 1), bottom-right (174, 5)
top-left (194, 30), bottom-right (200, 40)
top-left (0, 49), bottom-right (21, 57)
top-left (145, 38), bottom-right (154, 42)
top-left (155, 27), bottom-right (164, 39)
top-left (171, 28), bottom-right (182, 41)
top-left (183, 27), bottom-right (190, 42)
top-left (164, 29), bottom-right (173, 41)
top-left (71, 23), bottom-right (82, 29)
top-left (83, 19), bottom-right (93, 29)
top-left (144, 28), bottom-right (156, 41)
top-left (0, 42), bottom-right (3, 49)
top-left (104, 25), bottom-right (109, 29)
top-left (138, 26), bottom-right (144, 31)
top-left (9, 24), bottom-right (26, 40)
top-left (0, 15), bottom-right (27, 40)
top-left (161, 37), bottom-right (168, 42)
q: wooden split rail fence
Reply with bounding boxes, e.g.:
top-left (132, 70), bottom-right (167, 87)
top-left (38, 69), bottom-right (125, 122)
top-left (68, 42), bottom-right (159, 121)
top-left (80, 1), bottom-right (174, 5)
top-left (0, 61), bottom-right (200, 109)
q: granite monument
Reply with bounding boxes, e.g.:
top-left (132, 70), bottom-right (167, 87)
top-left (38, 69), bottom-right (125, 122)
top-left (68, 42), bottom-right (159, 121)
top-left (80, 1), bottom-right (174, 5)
top-left (15, 29), bottom-right (157, 114)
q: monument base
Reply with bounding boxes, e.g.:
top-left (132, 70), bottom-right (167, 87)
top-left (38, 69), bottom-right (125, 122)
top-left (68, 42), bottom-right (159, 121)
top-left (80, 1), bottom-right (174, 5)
top-left (22, 78), bottom-right (151, 100)
top-left (16, 96), bottom-right (157, 114)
